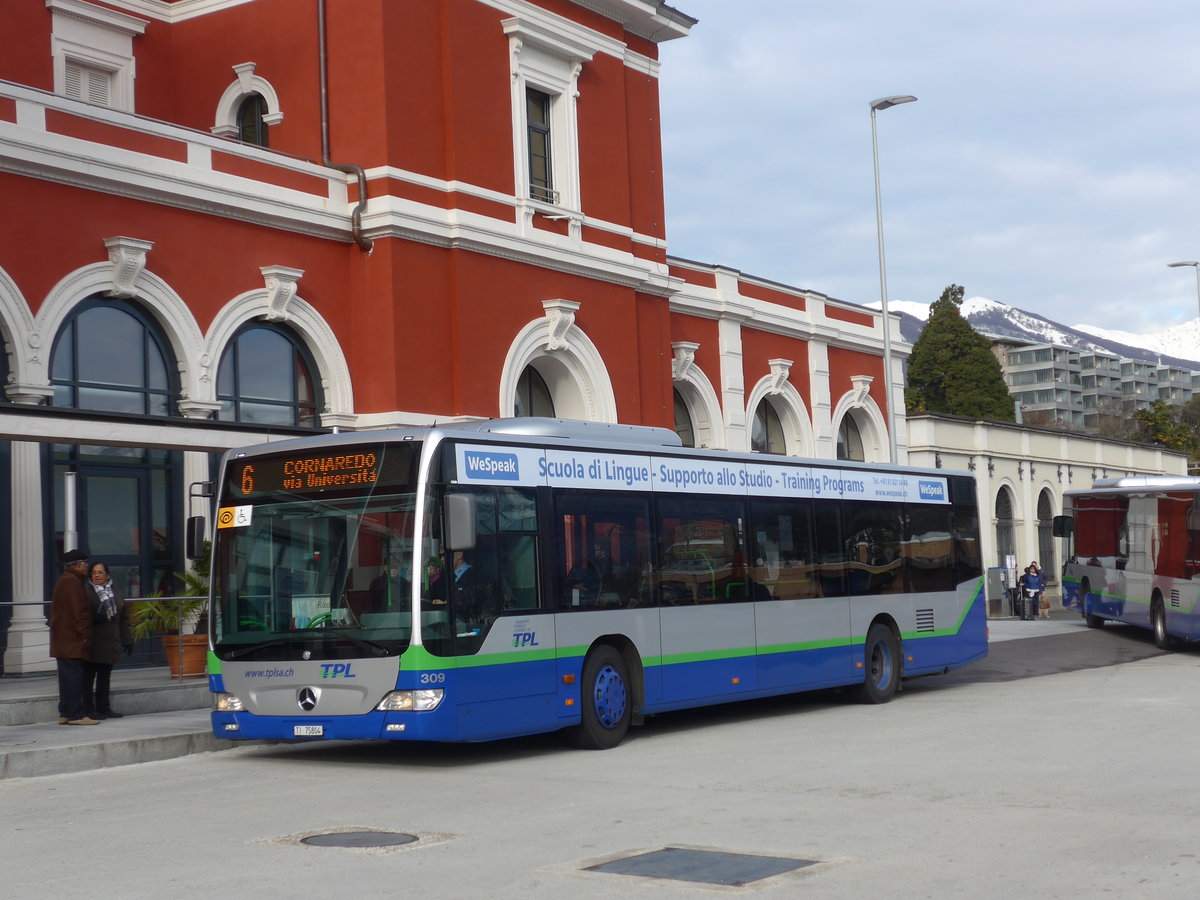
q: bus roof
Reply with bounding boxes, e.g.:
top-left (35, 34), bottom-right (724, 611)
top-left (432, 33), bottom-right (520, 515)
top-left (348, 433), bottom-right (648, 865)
top-left (221, 417), bottom-right (967, 480)
top-left (1068, 474), bottom-right (1200, 497)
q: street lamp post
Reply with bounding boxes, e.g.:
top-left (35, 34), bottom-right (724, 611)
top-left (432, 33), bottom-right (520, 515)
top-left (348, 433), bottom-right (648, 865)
top-left (870, 94), bottom-right (916, 465)
top-left (1167, 261), bottom-right (1200, 322)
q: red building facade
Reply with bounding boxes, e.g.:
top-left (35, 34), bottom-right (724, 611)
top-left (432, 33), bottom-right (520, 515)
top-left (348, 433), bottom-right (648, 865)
top-left (0, 0), bottom-right (903, 672)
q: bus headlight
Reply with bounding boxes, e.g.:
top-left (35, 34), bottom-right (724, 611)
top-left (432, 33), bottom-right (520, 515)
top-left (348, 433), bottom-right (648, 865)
top-left (376, 689), bottom-right (444, 712)
top-left (213, 692), bottom-right (245, 712)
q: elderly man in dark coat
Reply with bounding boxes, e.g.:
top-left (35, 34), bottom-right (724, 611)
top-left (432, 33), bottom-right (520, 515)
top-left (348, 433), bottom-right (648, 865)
top-left (50, 548), bottom-right (98, 725)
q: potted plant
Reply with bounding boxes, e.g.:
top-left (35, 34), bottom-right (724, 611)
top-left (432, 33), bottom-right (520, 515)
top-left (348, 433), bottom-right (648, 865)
top-left (131, 548), bottom-right (210, 678)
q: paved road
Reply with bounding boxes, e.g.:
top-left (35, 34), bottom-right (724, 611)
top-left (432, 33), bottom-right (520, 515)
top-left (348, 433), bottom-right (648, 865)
top-left (5, 623), bottom-right (1199, 899)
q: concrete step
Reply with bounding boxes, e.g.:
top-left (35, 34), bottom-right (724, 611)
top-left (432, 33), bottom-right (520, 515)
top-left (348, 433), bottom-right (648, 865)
top-left (0, 667), bottom-right (210, 726)
top-left (0, 708), bottom-right (234, 779)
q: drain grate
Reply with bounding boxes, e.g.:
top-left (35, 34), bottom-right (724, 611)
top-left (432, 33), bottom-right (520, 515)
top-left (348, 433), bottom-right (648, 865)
top-left (300, 831), bottom-right (418, 849)
top-left (586, 847), bottom-right (816, 886)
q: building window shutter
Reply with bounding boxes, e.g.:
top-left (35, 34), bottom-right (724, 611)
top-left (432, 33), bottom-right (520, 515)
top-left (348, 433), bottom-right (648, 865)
top-left (64, 59), bottom-right (113, 107)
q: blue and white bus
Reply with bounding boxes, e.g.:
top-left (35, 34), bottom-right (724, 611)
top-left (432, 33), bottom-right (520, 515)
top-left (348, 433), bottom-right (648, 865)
top-left (206, 418), bottom-right (987, 749)
top-left (1057, 475), bottom-right (1200, 648)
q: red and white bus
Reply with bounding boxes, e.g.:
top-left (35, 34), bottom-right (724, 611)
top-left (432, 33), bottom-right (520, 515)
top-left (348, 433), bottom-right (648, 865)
top-left (1057, 476), bottom-right (1200, 648)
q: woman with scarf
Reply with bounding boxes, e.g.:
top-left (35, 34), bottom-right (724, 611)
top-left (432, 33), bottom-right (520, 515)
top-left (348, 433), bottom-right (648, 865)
top-left (84, 562), bottom-right (134, 719)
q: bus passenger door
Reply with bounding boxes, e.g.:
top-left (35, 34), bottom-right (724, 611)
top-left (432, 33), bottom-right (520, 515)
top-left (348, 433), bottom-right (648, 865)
top-left (447, 487), bottom-right (560, 739)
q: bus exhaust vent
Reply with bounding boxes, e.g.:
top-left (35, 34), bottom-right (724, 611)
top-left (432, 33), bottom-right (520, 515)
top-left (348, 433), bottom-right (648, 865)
top-left (1171, 590), bottom-right (1182, 608)
top-left (915, 609), bottom-right (936, 632)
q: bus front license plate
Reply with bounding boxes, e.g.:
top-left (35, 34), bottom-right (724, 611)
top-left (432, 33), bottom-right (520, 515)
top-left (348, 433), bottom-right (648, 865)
top-left (293, 724), bottom-right (324, 737)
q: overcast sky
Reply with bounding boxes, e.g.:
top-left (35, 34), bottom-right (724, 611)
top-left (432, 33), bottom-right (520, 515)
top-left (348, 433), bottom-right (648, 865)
top-left (657, 0), bottom-right (1200, 335)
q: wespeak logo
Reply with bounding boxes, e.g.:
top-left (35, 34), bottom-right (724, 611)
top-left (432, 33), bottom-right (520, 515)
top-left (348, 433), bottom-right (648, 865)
top-left (463, 451), bottom-right (520, 480)
top-left (918, 480), bottom-right (947, 502)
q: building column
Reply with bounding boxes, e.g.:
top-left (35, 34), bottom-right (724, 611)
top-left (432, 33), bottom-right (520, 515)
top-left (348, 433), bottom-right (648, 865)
top-left (807, 341), bottom-right (833, 458)
top-left (717, 317), bottom-right (746, 452)
top-left (3, 441), bottom-right (51, 674)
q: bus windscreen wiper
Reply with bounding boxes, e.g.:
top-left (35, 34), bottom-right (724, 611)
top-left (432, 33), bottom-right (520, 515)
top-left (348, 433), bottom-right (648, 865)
top-left (316, 628), bottom-right (392, 656)
top-left (225, 637), bottom-right (296, 659)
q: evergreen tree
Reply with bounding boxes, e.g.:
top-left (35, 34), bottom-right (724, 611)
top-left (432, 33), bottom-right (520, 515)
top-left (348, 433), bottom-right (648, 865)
top-left (1134, 399), bottom-right (1200, 456)
top-left (905, 284), bottom-right (1015, 421)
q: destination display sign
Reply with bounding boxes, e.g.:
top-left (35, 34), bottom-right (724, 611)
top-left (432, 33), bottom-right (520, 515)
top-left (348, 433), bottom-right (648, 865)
top-left (221, 445), bottom-right (414, 504)
top-left (453, 443), bottom-right (947, 504)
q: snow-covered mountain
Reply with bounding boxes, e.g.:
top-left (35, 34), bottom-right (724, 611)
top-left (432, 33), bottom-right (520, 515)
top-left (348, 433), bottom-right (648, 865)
top-left (868, 297), bottom-right (1200, 368)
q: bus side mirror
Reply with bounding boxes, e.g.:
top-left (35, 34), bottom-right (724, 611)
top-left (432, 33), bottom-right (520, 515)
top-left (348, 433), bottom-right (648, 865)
top-left (1052, 515), bottom-right (1073, 538)
top-left (445, 493), bottom-right (477, 551)
top-left (186, 516), bottom-right (207, 560)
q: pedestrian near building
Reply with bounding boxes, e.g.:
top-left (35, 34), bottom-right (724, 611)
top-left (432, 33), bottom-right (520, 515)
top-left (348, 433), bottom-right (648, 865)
top-left (84, 561), bottom-right (134, 719)
top-left (1019, 562), bottom-right (1046, 621)
top-left (49, 549), bottom-right (98, 725)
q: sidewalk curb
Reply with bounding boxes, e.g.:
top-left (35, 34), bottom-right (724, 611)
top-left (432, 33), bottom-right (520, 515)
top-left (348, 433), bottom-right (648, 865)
top-left (0, 709), bottom-right (247, 780)
top-left (1, 728), bottom-right (235, 779)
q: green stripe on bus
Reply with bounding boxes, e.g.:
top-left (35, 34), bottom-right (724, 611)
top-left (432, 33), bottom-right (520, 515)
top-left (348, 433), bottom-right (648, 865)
top-left (398, 580), bottom-right (985, 670)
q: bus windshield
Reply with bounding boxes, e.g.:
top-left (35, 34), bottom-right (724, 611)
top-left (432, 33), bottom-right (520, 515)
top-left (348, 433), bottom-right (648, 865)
top-left (210, 443), bottom-right (445, 661)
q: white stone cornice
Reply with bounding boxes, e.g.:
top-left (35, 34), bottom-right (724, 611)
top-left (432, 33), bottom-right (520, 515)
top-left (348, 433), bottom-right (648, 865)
top-left (1, 83), bottom-right (679, 299)
top-left (850, 374), bottom-right (874, 406)
top-left (260, 265), bottom-right (304, 322)
top-left (95, 0), bottom-right (255, 24)
top-left (767, 358), bottom-right (793, 395)
top-left (671, 341), bottom-right (700, 382)
top-left (103, 235), bottom-right (153, 298)
top-left (502, 15), bottom-right (603, 64)
top-left (542, 299), bottom-right (580, 352)
top-left (4, 382), bottom-right (55, 405)
top-left (177, 398), bottom-right (221, 419)
top-left (47, 0), bottom-right (149, 35)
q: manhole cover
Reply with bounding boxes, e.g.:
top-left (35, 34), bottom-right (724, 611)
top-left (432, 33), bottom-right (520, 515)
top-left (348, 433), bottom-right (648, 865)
top-left (300, 831), bottom-right (418, 849)
top-left (586, 847), bottom-right (816, 886)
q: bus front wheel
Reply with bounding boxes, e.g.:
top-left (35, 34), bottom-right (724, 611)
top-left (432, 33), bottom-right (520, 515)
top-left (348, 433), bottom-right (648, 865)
top-left (854, 623), bottom-right (900, 704)
top-left (570, 645), bottom-right (631, 750)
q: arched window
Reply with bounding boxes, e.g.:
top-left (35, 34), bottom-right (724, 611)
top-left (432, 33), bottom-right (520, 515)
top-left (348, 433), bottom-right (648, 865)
top-left (673, 388), bottom-right (695, 448)
top-left (237, 93), bottom-right (269, 147)
top-left (995, 486), bottom-right (1015, 568)
top-left (1037, 489), bottom-right (1056, 581)
top-left (217, 324), bottom-right (319, 426)
top-left (51, 299), bottom-right (175, 415)
top-left (515, 365), bottom-right (555, 418)
top-left (750, 400), bottom-right (785, 454)
top-left (836, 415), bottom-right (865, 461)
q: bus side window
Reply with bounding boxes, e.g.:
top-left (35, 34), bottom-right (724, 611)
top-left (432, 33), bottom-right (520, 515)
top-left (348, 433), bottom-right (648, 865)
top-left (907, 504), bottom-right (957, 593)
top-left (554, 491), bottom-right (651, 610)
top-left (655, 496), bottom-right (747, 604)
top-left (813, 500), bottom-right (845, 597)
top-left (749, 499), bottom-right (818, 601)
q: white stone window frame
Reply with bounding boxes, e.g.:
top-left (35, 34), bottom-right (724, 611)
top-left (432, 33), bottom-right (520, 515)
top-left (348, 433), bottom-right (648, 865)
top-left (212, 63), bottom-right (285, 140)
top-left (499, 299), bottom-right (617, 423)
top-left (503, 14), bottom-right (604, 220)
top-left (48, 0), bottom-right (148, 113)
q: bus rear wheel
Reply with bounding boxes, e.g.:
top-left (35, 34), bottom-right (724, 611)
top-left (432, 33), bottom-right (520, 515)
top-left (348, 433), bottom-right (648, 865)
top-left (570, 645), bottom-right (631, 750)
top-left (854, 623), bottom-right (900, 704)
top-left (1152, 597), bottom-right (1174, 651)
top-left (1082, 580), bottom-right (1104, 629)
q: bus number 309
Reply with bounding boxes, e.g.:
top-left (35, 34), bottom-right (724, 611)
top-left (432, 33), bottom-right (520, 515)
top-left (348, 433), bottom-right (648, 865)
top-left (419, 672), bottom-right (446, 684)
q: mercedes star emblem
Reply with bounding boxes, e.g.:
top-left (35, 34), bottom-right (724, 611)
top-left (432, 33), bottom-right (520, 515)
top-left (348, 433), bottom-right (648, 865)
top-left (298, 687), bottom-right (319, 711)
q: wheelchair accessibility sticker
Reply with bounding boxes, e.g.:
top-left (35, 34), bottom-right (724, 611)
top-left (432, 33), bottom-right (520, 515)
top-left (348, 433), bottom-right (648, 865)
top-left (217, 505), bottom-right (253, 529)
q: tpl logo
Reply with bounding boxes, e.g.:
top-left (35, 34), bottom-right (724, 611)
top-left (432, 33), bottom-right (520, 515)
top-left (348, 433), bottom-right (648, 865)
top-left (319, 663), bottom-right (357, 678)
top-left (512, 632), bottom-right (539, 648)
